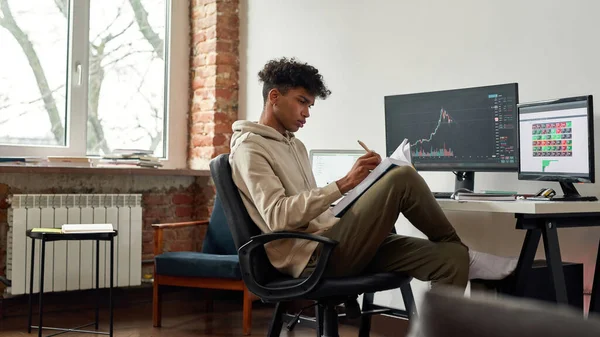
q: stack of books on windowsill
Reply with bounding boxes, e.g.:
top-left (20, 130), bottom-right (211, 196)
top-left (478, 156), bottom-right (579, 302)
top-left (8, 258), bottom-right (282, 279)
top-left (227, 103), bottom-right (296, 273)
top-left (97, 149), bottom-right (162, 168)
top-left (0, 156), bottom-right (97, 167)
top-left (45, 156), bottom-right (98, 167)
top-left (0, 157), bottom-right (45, 166)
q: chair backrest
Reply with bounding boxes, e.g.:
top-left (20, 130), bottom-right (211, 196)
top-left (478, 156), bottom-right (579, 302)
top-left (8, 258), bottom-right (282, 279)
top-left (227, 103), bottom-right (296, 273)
top-left (201, 194), bottom-right (237, 255)
top-left (209, 153), bottom-right (282, 282)
top-left (209, 153), bottom-right (261, 248)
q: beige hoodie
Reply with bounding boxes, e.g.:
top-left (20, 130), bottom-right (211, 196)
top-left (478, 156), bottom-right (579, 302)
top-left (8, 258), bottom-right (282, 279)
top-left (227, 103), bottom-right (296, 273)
top-left (229, 120), bottom-right (343, 278)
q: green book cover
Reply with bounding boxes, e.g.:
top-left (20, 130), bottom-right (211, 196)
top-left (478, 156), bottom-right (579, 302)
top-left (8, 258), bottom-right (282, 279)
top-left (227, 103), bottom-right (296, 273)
top-left (31, 228), bottom-right (62, 234)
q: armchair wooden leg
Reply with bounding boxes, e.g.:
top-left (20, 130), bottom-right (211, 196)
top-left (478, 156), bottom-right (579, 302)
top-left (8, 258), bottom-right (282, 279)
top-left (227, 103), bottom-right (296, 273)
top-left (153, 279), bottom-right (162, 327)
top-left (242, 286), bottom-right (253, 335)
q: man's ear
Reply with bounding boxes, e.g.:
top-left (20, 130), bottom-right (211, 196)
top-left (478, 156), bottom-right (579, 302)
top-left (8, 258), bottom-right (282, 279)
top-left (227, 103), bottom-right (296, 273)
top-left (268, 88), bottom-right (280, 105)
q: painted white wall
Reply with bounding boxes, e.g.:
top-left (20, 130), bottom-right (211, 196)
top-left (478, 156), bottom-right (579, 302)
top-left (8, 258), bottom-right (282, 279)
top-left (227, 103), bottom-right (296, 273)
top-left (239, 0), bottom-right (600, 309)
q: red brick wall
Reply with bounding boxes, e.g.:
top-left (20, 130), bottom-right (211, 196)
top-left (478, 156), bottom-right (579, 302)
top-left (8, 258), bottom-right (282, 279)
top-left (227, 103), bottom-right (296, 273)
top-left (138, 177), bottom-right (214, 259)
top-left (189, 0), bottom-right (240, 170)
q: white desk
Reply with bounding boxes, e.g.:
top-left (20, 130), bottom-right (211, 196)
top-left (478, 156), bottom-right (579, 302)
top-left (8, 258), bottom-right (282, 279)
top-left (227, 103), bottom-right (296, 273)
top-left (436, 198), bottom-right (600, 308)
top-left (438, 199), bottom-right (600, 214)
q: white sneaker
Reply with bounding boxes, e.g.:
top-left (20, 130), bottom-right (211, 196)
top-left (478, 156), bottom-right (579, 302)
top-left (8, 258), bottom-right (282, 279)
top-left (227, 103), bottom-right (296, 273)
top-left (468, 250), bottom-right (518, 280)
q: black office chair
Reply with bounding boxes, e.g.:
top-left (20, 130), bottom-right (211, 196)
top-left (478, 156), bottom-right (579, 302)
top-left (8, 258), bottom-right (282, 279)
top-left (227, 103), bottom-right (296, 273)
top-left (209, 153), bottom-right (416, 337)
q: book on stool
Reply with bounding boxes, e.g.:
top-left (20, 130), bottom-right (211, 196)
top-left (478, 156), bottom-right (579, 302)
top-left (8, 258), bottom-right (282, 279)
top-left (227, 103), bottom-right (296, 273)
top-left (32, 223), bottom-right (114, 234)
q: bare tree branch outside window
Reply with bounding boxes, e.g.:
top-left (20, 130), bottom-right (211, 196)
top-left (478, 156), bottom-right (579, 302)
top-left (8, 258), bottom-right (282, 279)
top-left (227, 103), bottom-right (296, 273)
top-left (0, 0), bottom-right (65, 143)
top-left (0, 0), bottom-right (167, 156)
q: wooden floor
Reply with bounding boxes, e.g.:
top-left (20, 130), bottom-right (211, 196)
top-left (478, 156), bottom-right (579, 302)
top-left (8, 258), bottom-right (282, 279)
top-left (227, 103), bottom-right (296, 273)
top-left (0, 288), bottom-right (408, 337)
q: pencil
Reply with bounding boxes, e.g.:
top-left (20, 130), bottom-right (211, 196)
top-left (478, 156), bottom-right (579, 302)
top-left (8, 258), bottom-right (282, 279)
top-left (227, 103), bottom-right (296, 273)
top-left (357, 140), bottom-right (371, 152)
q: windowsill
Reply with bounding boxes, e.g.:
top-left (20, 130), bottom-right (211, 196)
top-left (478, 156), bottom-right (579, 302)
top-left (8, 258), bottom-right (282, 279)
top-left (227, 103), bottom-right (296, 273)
top-left (0, 164), bottom-right (210, 177)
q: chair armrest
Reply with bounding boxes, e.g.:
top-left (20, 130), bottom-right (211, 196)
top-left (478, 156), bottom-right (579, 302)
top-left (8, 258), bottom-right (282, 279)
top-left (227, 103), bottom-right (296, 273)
top-left (249, 231), bottom-right (338, 246)
top-left (152, 220), bottom-right (209, 229)
top-left (238, 231), bottom-right (338, 301)
top-left (152, 220), bottom-right (209, 256)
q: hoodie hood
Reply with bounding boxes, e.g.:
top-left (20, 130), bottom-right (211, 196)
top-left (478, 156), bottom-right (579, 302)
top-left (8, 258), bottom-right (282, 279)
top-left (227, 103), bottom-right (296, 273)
top-left (231, 120), bottom-right (294, 149)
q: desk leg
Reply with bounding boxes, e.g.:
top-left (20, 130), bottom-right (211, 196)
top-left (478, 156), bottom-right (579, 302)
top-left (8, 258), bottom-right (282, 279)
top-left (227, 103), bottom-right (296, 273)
top-left (110, 238), bottom-right (114, 337)
top-left (95, 240), bottom-right (100, 330)
top-left (27, 238), bottom-right (35, 333)
top-left (513, 229), bottom-right (541, 297)
top-left (38, 239), bottom-right (46, 337)
top-left (541, 220), bottom-right (568, 304)
top-left (590, 240), bottom-right (600, 314)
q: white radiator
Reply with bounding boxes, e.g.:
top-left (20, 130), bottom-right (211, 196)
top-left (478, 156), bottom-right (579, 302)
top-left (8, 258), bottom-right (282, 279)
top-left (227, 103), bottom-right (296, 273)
top-left (5, 194), bottom-right (142, 296)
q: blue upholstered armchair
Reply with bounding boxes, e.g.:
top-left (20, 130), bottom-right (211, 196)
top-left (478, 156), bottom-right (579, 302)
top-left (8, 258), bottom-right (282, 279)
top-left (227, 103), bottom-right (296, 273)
top-left (152, 195), bottom-right (254, 335)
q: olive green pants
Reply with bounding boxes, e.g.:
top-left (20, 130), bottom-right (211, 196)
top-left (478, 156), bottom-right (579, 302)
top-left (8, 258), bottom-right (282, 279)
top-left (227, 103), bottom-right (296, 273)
top-left (306, 166), bottom-right (469, 289)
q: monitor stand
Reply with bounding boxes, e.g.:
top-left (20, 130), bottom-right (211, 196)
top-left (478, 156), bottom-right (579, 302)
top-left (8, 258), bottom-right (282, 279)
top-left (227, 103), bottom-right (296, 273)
top-left (454, 171), bottom-right (475, 192)
top-left (550, 182), bottom-right (598, 201)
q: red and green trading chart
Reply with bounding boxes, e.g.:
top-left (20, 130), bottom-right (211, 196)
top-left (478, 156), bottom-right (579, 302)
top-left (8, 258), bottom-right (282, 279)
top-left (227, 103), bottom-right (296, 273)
top-left (519, 106), bottom-right (589, 174)
top-left (531, 121), bottom-right (573, 165)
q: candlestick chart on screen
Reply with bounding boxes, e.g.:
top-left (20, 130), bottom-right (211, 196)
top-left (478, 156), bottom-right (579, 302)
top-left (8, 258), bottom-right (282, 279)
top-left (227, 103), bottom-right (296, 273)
top-left (385, 92), bottom-right (516, 165)
top-left (384, 85), bottom-right (518, 168)
top-left (410, 108), bottom-right (458, 158)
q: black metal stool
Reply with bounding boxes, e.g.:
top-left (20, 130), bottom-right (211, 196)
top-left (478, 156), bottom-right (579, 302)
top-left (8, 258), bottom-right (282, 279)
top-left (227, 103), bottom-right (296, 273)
top-left (26, 229), bottom-right (118, 337)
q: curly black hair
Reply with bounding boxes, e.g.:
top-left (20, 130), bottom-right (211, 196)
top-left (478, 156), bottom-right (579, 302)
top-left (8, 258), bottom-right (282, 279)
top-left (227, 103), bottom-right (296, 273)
top-left (258, 57), bottom-right (331, 104)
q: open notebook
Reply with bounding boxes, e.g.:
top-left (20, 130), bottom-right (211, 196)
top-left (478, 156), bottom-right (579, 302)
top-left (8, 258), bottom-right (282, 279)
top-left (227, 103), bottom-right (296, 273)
top-left (331, 139), bottom-right (413, 217)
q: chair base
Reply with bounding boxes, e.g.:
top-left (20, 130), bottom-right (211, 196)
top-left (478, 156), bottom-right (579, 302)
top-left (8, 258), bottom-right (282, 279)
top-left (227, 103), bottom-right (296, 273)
top-left (274, 300), bottom-right (360, 337)
top-left (271, 283), bottom-right (417, 337)
top-left (321, 302), bottom-right (340, 337)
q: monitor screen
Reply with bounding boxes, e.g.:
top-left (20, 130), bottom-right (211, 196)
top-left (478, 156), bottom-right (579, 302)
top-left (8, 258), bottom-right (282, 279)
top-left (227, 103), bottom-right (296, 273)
top-left (384, 83), bottom-right (519, 172)
top-left (518, 96), bottom-right (594, 183)
top-left (309, 150), bottom-right (363, 188)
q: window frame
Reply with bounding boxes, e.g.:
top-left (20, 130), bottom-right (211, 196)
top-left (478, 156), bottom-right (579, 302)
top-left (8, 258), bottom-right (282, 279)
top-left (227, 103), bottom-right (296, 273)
top-left (0, 0), bottom-right (187, 169)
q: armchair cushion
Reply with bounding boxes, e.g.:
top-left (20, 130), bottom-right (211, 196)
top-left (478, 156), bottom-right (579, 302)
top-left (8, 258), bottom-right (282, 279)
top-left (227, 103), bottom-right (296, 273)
top-left (155, 251), bottom-right (242, 279)
top-left (201, 195), bottom-right (238, 255)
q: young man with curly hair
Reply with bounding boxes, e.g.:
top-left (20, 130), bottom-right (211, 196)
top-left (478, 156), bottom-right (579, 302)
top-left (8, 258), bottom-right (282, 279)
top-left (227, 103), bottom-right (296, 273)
top-left (229, 57), bottom-right (517, 290)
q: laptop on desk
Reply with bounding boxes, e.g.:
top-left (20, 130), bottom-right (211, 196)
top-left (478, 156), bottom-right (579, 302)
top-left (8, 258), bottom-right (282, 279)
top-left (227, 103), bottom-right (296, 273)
top-left (309, 149), bottom-right (363, 205)
top-left (309, 149), bottom-right (364, 188)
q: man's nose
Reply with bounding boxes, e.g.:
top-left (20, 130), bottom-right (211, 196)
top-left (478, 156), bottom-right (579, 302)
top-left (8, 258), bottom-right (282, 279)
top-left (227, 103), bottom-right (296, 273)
top-left (302, 108), bottom-right (310, 118)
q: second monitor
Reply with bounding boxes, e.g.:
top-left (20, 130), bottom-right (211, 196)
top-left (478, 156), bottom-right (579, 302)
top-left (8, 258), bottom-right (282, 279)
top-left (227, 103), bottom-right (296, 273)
top-left (518, 95), bottom-right (596, 201)
top-left (385, 83), bottom-right (519, 191)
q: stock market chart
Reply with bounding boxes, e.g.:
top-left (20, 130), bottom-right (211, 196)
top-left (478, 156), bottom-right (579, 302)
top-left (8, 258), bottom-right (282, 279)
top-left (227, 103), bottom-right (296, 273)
top-left (385, 84), bottom-right (518, 168)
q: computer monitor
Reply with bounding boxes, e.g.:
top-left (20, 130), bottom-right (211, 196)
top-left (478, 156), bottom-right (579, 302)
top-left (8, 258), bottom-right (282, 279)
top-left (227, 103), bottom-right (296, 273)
top-left (518, 95), bottom-right (596, 201)
top-left (309, 150), bottom-right (364, 188)
top-left (384, 83), bottom-right (519, 191)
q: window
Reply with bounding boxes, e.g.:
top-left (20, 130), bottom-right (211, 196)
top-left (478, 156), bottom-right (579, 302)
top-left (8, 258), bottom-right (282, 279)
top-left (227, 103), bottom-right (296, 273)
top-left (0, 0), bottom-right (169, 158)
